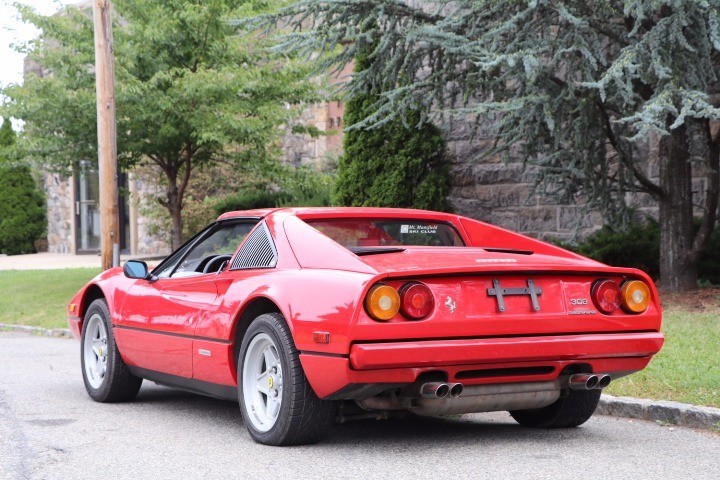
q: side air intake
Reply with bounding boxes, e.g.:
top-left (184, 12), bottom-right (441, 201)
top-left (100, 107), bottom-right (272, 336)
top-left (231, 222), bottom-right (277, 269)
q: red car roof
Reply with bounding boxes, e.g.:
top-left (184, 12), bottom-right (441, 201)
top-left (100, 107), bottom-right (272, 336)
top-left (216, 207), bottom-right (459, 221)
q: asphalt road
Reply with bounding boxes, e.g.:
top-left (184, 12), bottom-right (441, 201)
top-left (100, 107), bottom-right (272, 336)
top-left (1, 332), bottom-right (718, 480)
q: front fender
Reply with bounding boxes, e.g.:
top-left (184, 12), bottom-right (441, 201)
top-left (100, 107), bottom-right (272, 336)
top-left (66, 267), bottom-right (134, 340)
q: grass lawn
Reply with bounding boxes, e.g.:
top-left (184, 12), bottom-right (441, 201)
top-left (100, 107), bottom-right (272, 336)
top-left (1, 268), bottom-right (718, 408)
top-left (0, 268), bottom-right (101, 329)
top-left (605, 310), bottom-right (720, 408)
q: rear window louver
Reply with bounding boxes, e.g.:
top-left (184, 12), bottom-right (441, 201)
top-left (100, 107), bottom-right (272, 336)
top-left (230, 222), bottom-right (277, 270)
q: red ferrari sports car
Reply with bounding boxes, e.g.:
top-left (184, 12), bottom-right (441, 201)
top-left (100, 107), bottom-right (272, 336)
top-left (68, 207), bottom-right (663, 445)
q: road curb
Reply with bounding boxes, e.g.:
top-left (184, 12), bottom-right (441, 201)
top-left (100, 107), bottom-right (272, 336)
top-left (598, 394), bottom-right (720, 431)
top-left (0, 323), bottom-right (73, 339)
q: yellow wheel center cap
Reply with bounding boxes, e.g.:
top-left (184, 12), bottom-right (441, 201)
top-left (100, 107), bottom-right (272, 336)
top-left (268, 376), bottom-right (274, 388)
top-left (98, 347), bottom-right (103, 356)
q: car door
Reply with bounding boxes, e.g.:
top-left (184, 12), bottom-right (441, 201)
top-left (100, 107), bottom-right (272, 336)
top-left (115, 220), bottom-right (256, 378)
top-left (191, 221), bottom-right (280, 386)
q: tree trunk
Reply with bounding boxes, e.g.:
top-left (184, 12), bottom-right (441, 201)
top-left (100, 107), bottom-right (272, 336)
top-left (658, 125), bottom-right (696, 292)
top-left (169, 203), bottom-right (183, 251)
top-left (165, 176), bottom-right (184, 251)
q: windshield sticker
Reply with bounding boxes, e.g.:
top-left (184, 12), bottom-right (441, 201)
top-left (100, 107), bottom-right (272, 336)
top-left (400, 224), bottom-right (438, 234)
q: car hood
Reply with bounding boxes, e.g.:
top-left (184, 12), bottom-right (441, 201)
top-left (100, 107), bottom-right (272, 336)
top-left (357, 247), bottom-right (607, 276)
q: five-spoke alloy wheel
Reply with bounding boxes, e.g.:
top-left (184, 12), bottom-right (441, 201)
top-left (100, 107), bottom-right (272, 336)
top-left (238, 313), bottom-right (335, 445)
top-left (80, 299), bottom-right (142, 402)
top-left (242, 332), bottom-right (284, 432)
top-left (82, 312), bottom-right (109, 389)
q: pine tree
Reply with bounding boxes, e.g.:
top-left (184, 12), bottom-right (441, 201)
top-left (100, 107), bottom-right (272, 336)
top-left (334, 57), bottom-right (449, 210)
top-left (271, 0), bottom-right (720, 292)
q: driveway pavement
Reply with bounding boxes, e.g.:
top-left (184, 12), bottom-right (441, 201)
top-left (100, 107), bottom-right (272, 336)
top-left (0, 252), bottom-right (165, 271)
top-left (1, 331), bottom-right (718, 480)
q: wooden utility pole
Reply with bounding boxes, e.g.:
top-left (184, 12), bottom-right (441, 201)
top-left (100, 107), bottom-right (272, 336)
top-left (92, 0), bottom-right (119, 270)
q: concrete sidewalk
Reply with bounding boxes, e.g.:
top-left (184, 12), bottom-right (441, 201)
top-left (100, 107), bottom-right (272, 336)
top-left (0, 252), bottom-right (165, 271)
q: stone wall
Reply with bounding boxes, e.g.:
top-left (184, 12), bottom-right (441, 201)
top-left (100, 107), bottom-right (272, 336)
top-left (279, 64), bottom-right (352, 168)
top-left (442, 122), bottom-right (599, 241)
top-left (43, 168), bottom-right (171, 256)
top-left (279, 102), bottom-right (344, 168)
top-left (128, 169), bottom-right (172, 256)
top-left (445, 121), bottom-right (720, 242)
top-left (43, 172), bottom-right (74, 253)
top-left (444, 122), bottom-right (686, 242)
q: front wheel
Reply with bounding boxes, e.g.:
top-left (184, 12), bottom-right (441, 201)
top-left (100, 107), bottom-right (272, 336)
top-left (238, 313), bottom-right (334, 445)
top-left (81, 299), bottom-right (142, 402)
top-left (510, 389), bottom-right (601, 428)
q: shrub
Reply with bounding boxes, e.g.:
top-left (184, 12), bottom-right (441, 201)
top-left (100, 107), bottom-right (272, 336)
top-left (213, 190), bottom-right (292, 215)
top-left (333, 57), bottom-right (450, 211)
top-left (211, 166), bottom-right (334, 215)
top-left (561, 219), bottom-right (720, 285)
top-left (0, 118), bottom-right (46, 255)
top-left (572, 221), bottom-right (660, 278)
top-left (0, 164), bottom-right (46, 255)
top-left (699, 225), bottom-right (720, 285)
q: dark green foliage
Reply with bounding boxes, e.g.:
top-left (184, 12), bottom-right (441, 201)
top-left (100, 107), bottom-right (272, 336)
top-left (278, 185), bottom-right (331, 208)
top-left (0, 119), bottom-right (46, 254)
top-left (563, 219), bottom-right (720, 285)
top-left (569, 221), bottom-right (661, 279)
top-left (212, 178), bottom-right (332, 215)
top-left (213, 190), bottom-right (292, 215)
top-left (334, 94), bottom-right (449, 211)
top-left (0, 167), bottom-right (46, 255)
top-left (0, 118), bottom-right (14, 146)
top-left (698, 224), bottom-right (720, 286)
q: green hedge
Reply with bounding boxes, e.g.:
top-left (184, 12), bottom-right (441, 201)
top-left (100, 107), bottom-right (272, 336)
top-left (0, 119), bottom-right (46, 255)
top-left (332, 51), bottom-right (450, 211)
top-left (212, 182), bottom-right (331, 216)
top-left (0, 164), bottom-right (46, 255)
top-left (563, 219), bottom-right (720, 285)
top-left (213, 190), bottom-right (292, 215)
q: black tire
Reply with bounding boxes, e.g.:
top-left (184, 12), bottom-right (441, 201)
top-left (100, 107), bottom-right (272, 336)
top-left (80, 299), bottom-right (142, 402)
top-left (238, 313), bottom-right (335, 445)
top-left (509, 389), bottom-right (601, 428)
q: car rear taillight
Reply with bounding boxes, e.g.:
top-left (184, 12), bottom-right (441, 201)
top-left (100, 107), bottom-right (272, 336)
top-left (399, 282), bottom-right (434, 320)
top-left (621, 280), bottom-right (651, 313)
top-left (591, 279), bottom-right (621, 314)
top-left (365, 284), bottom-right (400, 321)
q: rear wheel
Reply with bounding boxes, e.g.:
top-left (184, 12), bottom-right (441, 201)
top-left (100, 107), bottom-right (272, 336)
top-left (81, 299), bottom-right (142, 402)
top-left (238, 313), bottom-right (334, 445)
top-left (509, 389), bottom-right (601, 428)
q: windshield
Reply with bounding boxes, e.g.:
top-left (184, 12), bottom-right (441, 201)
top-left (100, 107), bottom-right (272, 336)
top-left (306, 219), bottom-right (465, 248)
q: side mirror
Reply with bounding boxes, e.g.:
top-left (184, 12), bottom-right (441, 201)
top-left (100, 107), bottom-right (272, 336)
top-left (123, 260), bottom-right (149, 279)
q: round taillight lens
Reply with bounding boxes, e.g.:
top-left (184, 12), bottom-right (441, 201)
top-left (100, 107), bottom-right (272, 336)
top-left (399, 282), bottom-right (434, 319)
top-left (621, 280), bottom-right (651, 313)
top-left (365, 284), bottom-right (400, 321)
top-left (591, 279), bottom-right (621, 314)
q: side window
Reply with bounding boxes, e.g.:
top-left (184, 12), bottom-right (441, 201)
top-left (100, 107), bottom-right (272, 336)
top-left (156, 221), bottom-right (256, 278)
top-left (153, 225), bottom-right (212, 279)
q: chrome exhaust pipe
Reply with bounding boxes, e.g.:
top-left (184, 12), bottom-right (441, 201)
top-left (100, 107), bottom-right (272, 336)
top-left (596, 374), bottom-right (611, 389)
top-left (568, 374), bottom-right (599, 390)
top-left (420, 382), bottom-right (450, 398)
top-left (448, 383), bottom-right (464, 398)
